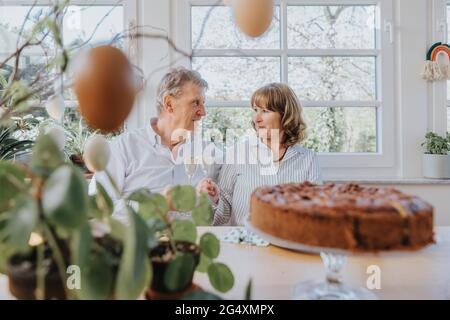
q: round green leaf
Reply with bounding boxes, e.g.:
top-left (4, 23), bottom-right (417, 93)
top-left (127, 188), bottom-right (152, 202)
top-left (95, 182), bottom-right (114, 217)
top-left (168, 185), bottom-right (196, 212)
top-left (192, 193), bottom-right (213, 226)
top-left (200, 233), bottom-right (220, 259)
top-left (42, 165), bottom-right (88, 229)
top-left (207, 262), bottom-right (234, 293)
top-left (78, 251), bottom-right (113, 300)
top-left (0, 195), bottom-right (38, 252)
top-left (115, 210), bottom-right (152, 300)
top-left (172, 220), bottom-right (197, 244)
top-left (31, 134), bottom-right (64, 175)
top-left (70, 223), bottom-right (93, 268)
top-left (0, 162), bottom-right (27, 208)
top-left (164, 253), bottom-right (196, 292)
top-left (138, 193), bottom-right (169, 220)
top-left (196, 253), bottom-right (212, 273)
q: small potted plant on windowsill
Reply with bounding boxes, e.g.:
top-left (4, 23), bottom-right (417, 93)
top-left (126, 185), bottom-right (235, 300)
top-left (421, 132), bottom-right (450, 179)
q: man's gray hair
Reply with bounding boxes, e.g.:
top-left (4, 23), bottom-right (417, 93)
top-left (156, 67), bottom-right (208, 114)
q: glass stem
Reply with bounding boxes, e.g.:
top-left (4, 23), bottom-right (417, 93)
top-left (320, 252), bottom-right (346, 285)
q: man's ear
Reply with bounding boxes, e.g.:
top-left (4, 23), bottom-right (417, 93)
top-left (163, 95), bottom-right (174, 113)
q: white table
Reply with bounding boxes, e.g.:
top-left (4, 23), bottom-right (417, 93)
top-left (1, 227), bottom-right (449, 300)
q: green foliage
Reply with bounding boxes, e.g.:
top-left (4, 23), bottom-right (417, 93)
top-left (115, 208), bottom-right (152, 300)
top-left (164, 253), bottom-right (196, 292)
top-left (0, 125), bottom-right (33, 160)
top-left (0, 161), bottom-right (28, 210)
top-left (64, 118), bottom-right (97, 157)
top-left (207, 263), bottom-right (234, 293)
top-left (41, 165), bottom-right (88, 229)
top-left (0, 195), bottom-right (38, 253)
top-left (30, 134), bottom-right (65, 175)
top-left (200, 233), bottom-right (220, 259)
top-left (132, 185), bottom-right (235, 296)
top-left (421, 132), bottom-right (450, 155)
top-left (192, 193), bottom-right (214, 226)
top-left (168, 185), bottom-right (197, 212)
top-left (172, 220), bottom-right (197, 244)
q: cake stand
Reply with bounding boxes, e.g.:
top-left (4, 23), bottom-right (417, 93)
top-left (244, 220), bottom-right (436, 300)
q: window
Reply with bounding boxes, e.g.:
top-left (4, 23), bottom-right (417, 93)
top-left (0, 0), bottom-right (132, 139)
top-left (179, 0), bottom-right (394, 168)
top-left (447, 2), bottom-right (450, 130)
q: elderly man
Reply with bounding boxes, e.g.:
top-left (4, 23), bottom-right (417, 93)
top-left (89, 67), bottom-right (221, 222)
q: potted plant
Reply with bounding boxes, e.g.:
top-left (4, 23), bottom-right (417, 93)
top-left (64, 118), bottom-right (95, 175)
top-left (125, 186), bottom-right (235, 300)
top-left (0, 133), bottom-right (152, 300)
top-left (421, 132), bottom-right (450, 179)
top-left (0, 124), bottom-right (34, 161)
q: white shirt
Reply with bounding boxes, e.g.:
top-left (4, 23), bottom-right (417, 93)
top-left (89, 124), bottom-right (222, 222)
top-left (213, 137), bottom-right (322, 226)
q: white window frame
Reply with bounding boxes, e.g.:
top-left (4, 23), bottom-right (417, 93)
top-left (0, 0), bottom-right (140, 125)
top-left (174, 0), bottom-right (395, 172)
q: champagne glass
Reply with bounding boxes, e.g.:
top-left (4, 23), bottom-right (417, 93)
top-left (184, 156), bottom-right (197, 185)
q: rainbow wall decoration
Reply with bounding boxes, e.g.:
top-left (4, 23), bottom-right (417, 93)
top-left (421, 42), bottom-right (450, 81)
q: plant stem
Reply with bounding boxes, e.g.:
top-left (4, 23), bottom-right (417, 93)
top-left (36, 242), bottom-right (45, 300)
top-left (105, 169), bottom-right (121, 199)
top-left (42, 223), bottom-right (72, 300)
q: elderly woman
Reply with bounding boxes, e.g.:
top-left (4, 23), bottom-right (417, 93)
top-left (198, 83), bottom-right (322, 226)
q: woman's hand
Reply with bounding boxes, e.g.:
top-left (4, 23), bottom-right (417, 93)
top-left (197, 178), bottom-right (219, 204)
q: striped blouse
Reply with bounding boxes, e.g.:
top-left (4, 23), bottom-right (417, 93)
top-left (213, 137), bottom-right (322, 226)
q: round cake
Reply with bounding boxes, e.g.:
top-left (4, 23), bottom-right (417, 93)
top-left (249, 182), bottom-right (434, 251)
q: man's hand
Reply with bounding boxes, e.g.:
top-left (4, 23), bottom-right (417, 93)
top-left (197, 178), bottom-right (219, 204)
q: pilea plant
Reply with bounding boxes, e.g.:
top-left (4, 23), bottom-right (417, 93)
top-left (126, 184), bottom-right (235, 298)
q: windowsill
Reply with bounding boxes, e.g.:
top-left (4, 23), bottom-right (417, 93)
top-left (324, 178), bottom-right (450, 185)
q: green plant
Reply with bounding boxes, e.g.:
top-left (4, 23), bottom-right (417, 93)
top-left (64, 119), bottom-right (96, 158)
top-left (0, 133), bottom-right (152, 300)
top-left (0, 123), bottom-right (34, 160)
top-left (127, 185), bottom-right (234, 295)
top-left (421, 132), bottom-right (450, 155)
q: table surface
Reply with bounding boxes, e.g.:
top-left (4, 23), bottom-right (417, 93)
top-left (1, 226), bottom-right (449, 300)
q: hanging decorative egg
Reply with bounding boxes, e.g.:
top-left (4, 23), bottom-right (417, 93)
top-left (232, 0), bottom-right (273, 38)
top-left (73, 45), bottom-right (136, 133)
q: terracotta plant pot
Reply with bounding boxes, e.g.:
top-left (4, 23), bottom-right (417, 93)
top-left (147, 241), bottom-right (201, 300)
top-left (7, 250), bottom-right (66, 300)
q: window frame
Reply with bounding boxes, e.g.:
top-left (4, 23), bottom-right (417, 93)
top-left (174, 0), bottom-right (395, 170)
top-left (0, 0), bottom-right (139, 118)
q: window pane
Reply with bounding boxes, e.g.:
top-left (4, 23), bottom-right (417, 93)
top-left (63, 5), bottom-right (124, 47)
top-left (193, 57), bottom-right (280, 101)
top-left (447, 107), bottom-right (450, 131)
top-left (447, 4), bottom-right (450, 131)
top-left (202, 107), bottom-right (253, 148)
top-left (288, 57), bottom-right (376, 101)
top-left (0, 5), bottom-right (55, 51)
top-left (192, 6), bottom-right (280, 49)
top-left (302, 107), bottom-right (377, 153)
top-left (287, 5), bottom-right (376, 49)
top-left (448, 5), bottom-right (450, 41)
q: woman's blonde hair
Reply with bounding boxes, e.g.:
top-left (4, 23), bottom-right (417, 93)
top-left (251, 83), bottom-right (307, 147)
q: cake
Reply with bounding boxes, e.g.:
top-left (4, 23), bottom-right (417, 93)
top-left (249, 182), bottom-right (434, 251)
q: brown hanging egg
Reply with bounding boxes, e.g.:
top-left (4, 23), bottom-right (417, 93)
top-left (73, 45), bottom-right (136, 133)
top-left (233, 0), bottom-right (273, 38)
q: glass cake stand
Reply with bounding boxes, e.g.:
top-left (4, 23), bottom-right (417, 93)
top-left (244, 220), bottom-right (435, 300)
